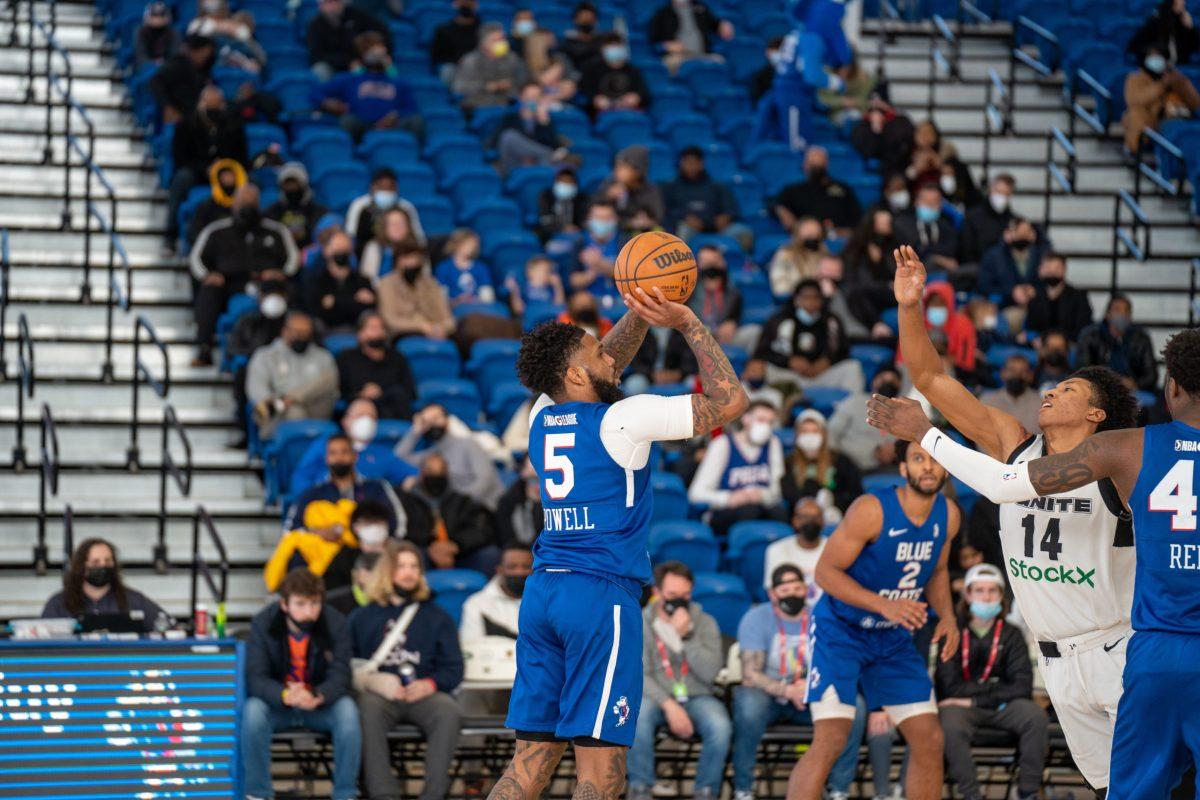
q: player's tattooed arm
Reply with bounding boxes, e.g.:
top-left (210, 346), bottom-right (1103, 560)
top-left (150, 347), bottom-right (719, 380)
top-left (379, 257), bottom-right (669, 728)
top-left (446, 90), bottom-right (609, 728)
top-left (1026, 428), bottom-right (1142, 500)
top-left (681, 313), bottom-right (749, 435)
top-left (599, 310), bottom-right (651, 373)
top-left (740, 649), bottom-right (788, 697)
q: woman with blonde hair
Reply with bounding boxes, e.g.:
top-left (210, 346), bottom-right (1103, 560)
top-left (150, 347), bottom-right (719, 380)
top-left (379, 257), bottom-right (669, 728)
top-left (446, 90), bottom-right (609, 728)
top-left (781, 408), bottom-right (863, 517)
top-left (348, 539), bottom-right (464, 800)
top-left (359, 205), bottom-right (423, 284)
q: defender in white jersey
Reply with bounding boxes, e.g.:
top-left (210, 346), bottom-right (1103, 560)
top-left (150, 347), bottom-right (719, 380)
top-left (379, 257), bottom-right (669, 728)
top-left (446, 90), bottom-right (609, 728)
top-left (889, 245), bottom-right (1139, 791)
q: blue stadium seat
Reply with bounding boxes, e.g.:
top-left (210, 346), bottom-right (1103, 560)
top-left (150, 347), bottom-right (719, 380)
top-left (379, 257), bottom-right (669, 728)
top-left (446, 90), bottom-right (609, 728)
top-left (661, 112), bottom-right (717, 151)
top-left (726, 520), bottom-right (791, 600)
top-left (549, 105), bottom-right (591, 142)
top-left (460, 198), bottom-right (523, 231)
top-left (211, 65), bottom-right (259, 100)
top-left (399, 337), bottom-right (462, 379)
top-left (728, 173), bottom-right (766, 221)
top-left (264, 420), bottom-right (339, 505)
top-left (718, 114), bottom-right (755, 151)
top-left (692, 571), bottom-right (753, 636)
top-left (752, 233), bottom-right (788, 266)
top-left (504, 166), bottom-right (557, 222)
top-left (648, 521), bottom-right (720, 572)
top-left (452, 302), bottom-right (511, 320)
top-left (483, 231), bottom-right (542, 280)
top-left (245, 123), bottom-right (289, 161)
top-left (650, 85), bottom-right (697, 124)
top-left (523, 301), bottom-right (565, 330)
top-left (596, 111), bottom-right (655, 151)
top-left (986, 345), bottom-right (1039, 370)
top-left (850, 344), bottom-right (896, 386)
top-left (425, 133), bottom-right (481, 163)
top-left (722, 344), bottom-right (749, 377)
top-left (697, 141), bottom-right (738, 183)
top-left (743, 142), bottom-right (803, 195)
top-left (295, 126), bottom-right (354, 157)
top-left (418, 379), bottom-right (484, 424)
top-left (863, 473), bottom-right (906, 492)
top-left (374, 419), bottom-right (413, 447)
top-left (703, 87), bottom-right (752, 123)
top-left (651, 472), bottom-right (690, 523)
top-left (676, 60), bottom-right (732, 95)
top-left (423, 107), bottom-right (469, 138)
top-left (645, 140), bottom-right (677, 184)
top-left (322, 332), bottom-right (359, 356)
top-left (411, 195), bottom-right (456, 236)
top-left (951, 477), bottom-right (981, 516)
top-left (427, 569), bottom-right (488, 625)
top-left (689, 233), bottom-right (745, 255)
top-left (313, 163), bottom-right (370, 212)
top-left (466, 338), bottom-right (522, 387)
top-left (732, 269), bottom-right (774, 324)
top-left (799, 387), bottom-right (851, 417)
top-left (750, 11), bottom-right (792, 38)
top-left (445, 166), bottom-right (504, 210)
top-left (357, 129), bottom-right (420, 168)
top-left (216, 293), bottom-right (259, 372)
top-left (716, 36), bottom-right (768, 83)
top-left (486, 380), bottom-right (531, 426)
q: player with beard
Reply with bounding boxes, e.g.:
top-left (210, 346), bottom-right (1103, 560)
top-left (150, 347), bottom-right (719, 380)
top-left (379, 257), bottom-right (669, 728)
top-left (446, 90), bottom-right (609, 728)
top-left (789, 439), bottom-right (960, 800)
top-left (490, 287), bottom-right (748, 800)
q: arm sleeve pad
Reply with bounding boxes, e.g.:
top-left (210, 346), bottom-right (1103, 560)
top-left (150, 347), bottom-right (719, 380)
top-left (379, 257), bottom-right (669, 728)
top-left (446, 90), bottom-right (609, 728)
top-left (920, 427), bottom-right (1040, 504)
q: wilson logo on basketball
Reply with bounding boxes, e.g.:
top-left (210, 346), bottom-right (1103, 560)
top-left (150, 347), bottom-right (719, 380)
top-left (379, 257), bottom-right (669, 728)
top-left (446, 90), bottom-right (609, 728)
top-left (652, 249), bottom-right (692, 270)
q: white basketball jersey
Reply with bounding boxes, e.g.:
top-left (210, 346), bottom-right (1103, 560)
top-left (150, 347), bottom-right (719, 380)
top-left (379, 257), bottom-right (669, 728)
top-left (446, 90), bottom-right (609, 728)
top-left (997, 436), bottom-right (1135, 642)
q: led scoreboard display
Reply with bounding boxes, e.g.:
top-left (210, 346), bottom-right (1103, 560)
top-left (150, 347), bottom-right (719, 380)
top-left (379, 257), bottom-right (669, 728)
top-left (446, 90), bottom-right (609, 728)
top-left (0, 639), bottom-right (243, 799)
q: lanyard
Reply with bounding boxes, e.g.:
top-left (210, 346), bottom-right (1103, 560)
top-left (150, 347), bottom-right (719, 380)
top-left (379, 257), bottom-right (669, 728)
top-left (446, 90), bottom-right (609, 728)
top-left (775, 610), bottom-right (809, 682)
top-left (961, 620), bottom-right (1004, 683)
top-left (655, 637), bottom-right (689, 701)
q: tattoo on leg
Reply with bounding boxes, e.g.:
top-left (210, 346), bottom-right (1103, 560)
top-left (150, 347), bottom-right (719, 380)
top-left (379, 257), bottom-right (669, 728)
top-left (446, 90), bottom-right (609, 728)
top-left (488, 740), bottom-right (567, 800)
top-left (573, 780), bottom-right (603, 800)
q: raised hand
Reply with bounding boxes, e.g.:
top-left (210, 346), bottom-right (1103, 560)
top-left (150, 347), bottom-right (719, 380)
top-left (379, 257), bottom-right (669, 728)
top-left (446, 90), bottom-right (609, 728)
top-left (892, 244), bottom-right (928, 308)
top-left (866, 394), bottom-right (935, 443)
top-left (622, 287), bottom-right (695, 331)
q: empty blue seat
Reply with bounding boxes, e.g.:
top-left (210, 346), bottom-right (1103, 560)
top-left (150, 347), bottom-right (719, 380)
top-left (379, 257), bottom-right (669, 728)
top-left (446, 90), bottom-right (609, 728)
top-left (676, 60), bottom-right (732, 95)
top-left (800, 387), bottom-right (851, 417)
top-left (718, 114), bottom-right (755, 151)
top-left (486, 380), bottom-right (530, 426)
top-left (427, 569), bottom-right (488, 625)
top-left (863, 473), bottom-right (906, 493)
top-left (399, 337), bottom-right (462, 379)
top-left (483, 231), bottom-right (542, 280)
top-left (689, 232), bottom-right (745, 255)
top-left (649, 521), bottom-right (720, 572)
top-left (750, 11), bottom-right (792, 38)
top-left (722, 344), bottom-right (749, 377)
top-left (651, 471), bottom-right (689, 523)
top-left (644, 140), bottom-right (676, 184)
top-left (460, 198), bottom-right (523, 231)
top-left (850, 344), bottom-right (896, 385)
top-left (453, 302), bottom-right (511, 320)
top-left (692, 571), bottom-right (753, 636)
top-left (660, 111), bottom-right (717, 151)
top-left (374, 419), bottom-right (414, 447)
top-left (392, 161), bottom-right (438, 190)
top-left (211, 65), bottom-right (259, 99)
top-left (418, 379), bottom-right (484, 424)
top-left (986, 345), bottom-right (1039, 369)
top-left (728, 173), bottom-right (765, 220)
top-left (313, 163), bottom-right (370, 212)
top-left (445, 166), bottom-right (504, 209)
top-left (717, 36), bottom-right (768, 83)
top-left (504, 165), bottom-right (557, 220)
top-left (322, 332), bottom-right (359, 356)
top-left (425, 133), bottom-right (482, 163)
top-left (295, 126), bottom-right (353, 156)
top-left (596, 111), bottom-right (654, 151)
top-left (264, 420), bottom-right (339, 505)
top-left (697, 141), bottom-right (738, 182)
top-left (467, 339), bottom-right (522, 390)
top-left (411, 195), bottom-right (456, 236)
top-left (245, 122), bottom-right (289, 160)
top-left (704, 86), bottom-right (752, 122)
top-left (523, 301), bottom-right (565, 330)
top-left (423, 106), bottom-right (468, 138)
top-left (357, 129), bottom-right (420, 164)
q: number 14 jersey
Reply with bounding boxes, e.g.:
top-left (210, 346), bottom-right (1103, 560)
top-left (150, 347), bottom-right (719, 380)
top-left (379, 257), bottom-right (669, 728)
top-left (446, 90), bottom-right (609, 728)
top-left (1000, 435), bottom-right (1134, 642)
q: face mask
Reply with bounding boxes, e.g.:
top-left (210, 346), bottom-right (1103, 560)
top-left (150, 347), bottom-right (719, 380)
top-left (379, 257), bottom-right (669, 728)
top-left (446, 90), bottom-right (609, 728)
top-left (425, 425), bottom-right (447, 442)
top-left (1145, 54), bottom-right (1167, 74)
top-left (329, 461), bottom-right (353, 478)
top-left (373, 190), bottom-right (397, 209)
top-left (1043, 351), bottom-right (1068, 369)
top-left (521, 100), bottom-right (539, 113)
top-left (552, 180), bottom-right (578, 200)
top-left (1010, 239), bottom-right (1032, 253)
top-left (939, 174), bottom-right (957, 195)
top-left (801, 237), bottom-right (822, 252)
top-left (1004, 376), bottom-right (1028, 397)
top-left (969, 600), bottom-right (1002, 621)
top-left (807, 166), bottom-right (828, 182)
top-left (587, 218), bottom-right (616, 239)
top-left (747, 421), bottom-right (773, 446)
top-left (700, 267), bottom-right (724, 281)
top-left (767, 50), bottom-right (781, 66)
top-left (797, 521), bottom-right (822, 542)
top-left (236, 206), bottom-right (261, 226)
top-left (1042, 275), bottom-right (1063, 288)
top-left (204, 106), bottom-right (224, 123)
top-left (602, 45), bottom-right (628, 65)
top-left (777, 595), bottom-right (805, 616)
top-left (288, 616), bottom-right (317, 634)
top-left (661, 597), bottom-right (689, 616)
top-left (284, 187), bottom-right (305, 205)
top-left (289, 338), bottom-right (312, 354)
top-left (795, 307), bottom-right (817, 326)
top-left (989, 192), bottom-right (1009, 214)
top-left (348, 415), bottom-right (377, 443)
top-left (260, 293), bottom-right (287, 319)
top-left (888, 190), bottom-right (910, 210)
top-left (363, 50), bottom-right (387, 70)
top-left (490, 39), bottom-right (511, 57)
top-left (402, 265), bottom-right (423, 283)
top-left (926, 306), bottom-right (949, 327)
top-left (916, 205), bottom-right (940, 224)
top-left (330, 251), bottom-right (351, 267)
top-left (514, 19), bottom-right (536, 36)
top-left (503, 574), bottom-right (527, 597)
top-left (395, 584), bottom-right (416, 600)
top-left (745, 376), bottom-right (765, 389)
top-left (1109, 314), bottom-right (1131, 334)
top-left (981, 314), bottom-right (998, 330)
top-left (796, 432), bottom-right (823, 458)
top-left (356, 523), bottom-right (388, 546)
top-left (84, 566), bottom-right (114, 588)
top-left (576, 20), bottom-right (595, 33)
top-left (875, 380), bottom-right (901, 399)
top-left (422, 475), bottom-right (449, 496)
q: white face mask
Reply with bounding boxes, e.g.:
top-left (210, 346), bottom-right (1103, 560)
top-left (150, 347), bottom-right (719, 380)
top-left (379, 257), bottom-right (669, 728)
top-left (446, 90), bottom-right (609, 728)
top-left (260, 293), bottom-right (287, 319)
top-left (989, 192), bottom-right (1010, 214)
top-left (747, 421), bottom-right (773, 446)
top-left (348, 415), bottom-right (377, 444)
top-left (940, 174), bottom-right (957, 196)
top-left (888, 190), bottom-right (909, 210)
top-left (356, 524), bottom-right (388, 546)
top-left (796, 432), bottom-right (823, 458)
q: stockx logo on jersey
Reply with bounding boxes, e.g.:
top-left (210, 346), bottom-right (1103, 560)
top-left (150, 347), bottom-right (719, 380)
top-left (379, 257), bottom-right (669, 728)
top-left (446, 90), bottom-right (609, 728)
top-left (1008, 557), bottom-right (1096, 587)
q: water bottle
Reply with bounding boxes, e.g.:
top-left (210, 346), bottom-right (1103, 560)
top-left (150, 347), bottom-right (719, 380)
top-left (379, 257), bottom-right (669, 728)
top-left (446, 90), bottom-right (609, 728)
top-left (399, 663), bottom-right (416, 686)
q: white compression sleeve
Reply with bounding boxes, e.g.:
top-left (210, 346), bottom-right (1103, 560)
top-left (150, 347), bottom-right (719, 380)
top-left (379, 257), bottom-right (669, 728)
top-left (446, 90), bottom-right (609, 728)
top-left (919, 427), bottom-right (1041, 504)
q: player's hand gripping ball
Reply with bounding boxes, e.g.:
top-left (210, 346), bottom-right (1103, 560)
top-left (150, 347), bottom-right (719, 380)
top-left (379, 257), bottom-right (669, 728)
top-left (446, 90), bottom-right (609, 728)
top-left (614, 231), bottom-right (698, 304)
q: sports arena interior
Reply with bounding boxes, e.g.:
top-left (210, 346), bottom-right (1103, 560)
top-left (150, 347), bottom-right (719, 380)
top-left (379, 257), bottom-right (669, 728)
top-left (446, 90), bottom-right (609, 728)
top-left (1, 0), bottom-right (1198, 796)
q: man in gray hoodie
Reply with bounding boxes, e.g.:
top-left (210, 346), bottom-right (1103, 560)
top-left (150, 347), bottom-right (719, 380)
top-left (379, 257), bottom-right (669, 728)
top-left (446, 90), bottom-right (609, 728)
top-left (628, 561), bottom-right (731, 800)
top-left (246, 311), bottom-right (339, 439)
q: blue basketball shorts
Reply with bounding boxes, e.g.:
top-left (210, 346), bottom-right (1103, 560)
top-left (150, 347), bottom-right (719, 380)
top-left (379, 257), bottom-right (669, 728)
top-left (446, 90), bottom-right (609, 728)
top-left (505, 569), bottom-right (645, 747)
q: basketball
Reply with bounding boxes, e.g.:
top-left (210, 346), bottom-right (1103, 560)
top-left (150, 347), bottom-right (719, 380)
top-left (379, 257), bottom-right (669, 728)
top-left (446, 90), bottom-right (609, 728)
top-left (613, 231), bottom-right (698, 304)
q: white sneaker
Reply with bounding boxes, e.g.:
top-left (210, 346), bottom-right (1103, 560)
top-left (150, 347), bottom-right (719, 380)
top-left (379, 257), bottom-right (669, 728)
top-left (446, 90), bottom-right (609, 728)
top-left (827, 793), bottom-right (850, 800)
top-left (734, 791), bottom-right (755, 800)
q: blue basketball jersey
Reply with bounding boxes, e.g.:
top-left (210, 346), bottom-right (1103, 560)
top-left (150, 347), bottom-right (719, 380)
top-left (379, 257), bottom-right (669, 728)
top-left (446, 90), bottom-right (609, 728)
top-left (527, 400), bottom-right (653, 590)
top-left (1129, 421), bottom-right (1200, 634)
top-left (719, 436), bottom-right (772, 492)
top-left (821, 488), bottom-right (948, 629)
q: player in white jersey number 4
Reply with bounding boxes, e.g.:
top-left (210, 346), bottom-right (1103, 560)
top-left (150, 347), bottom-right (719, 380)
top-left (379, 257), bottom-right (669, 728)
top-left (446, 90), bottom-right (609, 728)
top-left (888, 245), bottom-right (1139, 794)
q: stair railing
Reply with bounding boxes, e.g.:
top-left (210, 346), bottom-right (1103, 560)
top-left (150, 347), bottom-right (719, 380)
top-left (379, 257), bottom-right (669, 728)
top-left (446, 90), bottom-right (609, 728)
top-left (981, 67), bottom-right (1009, 184)
top-left (1042, 126), bottom-right (1077, 236)
top-left (87, 201), bottom-right (131, 381)
top-left (11, 313), bottom-right (35, 470)
top-left (0, 228), bottom-right (9, 378)
top-left (1133, 128), bottom-right (1184, 208)
top-left (926, 15), bottom-right (958, 118)
top-left (1110, 190), bottom-right (1151, 295)
top-left (34, 402), bottom-right (60, 575)
top-left (190, 505), bottom-right (229, 635)
top-left (155, 404), bottom-right (193, 573)
top-left (126, 315), bottom-right (171, 470)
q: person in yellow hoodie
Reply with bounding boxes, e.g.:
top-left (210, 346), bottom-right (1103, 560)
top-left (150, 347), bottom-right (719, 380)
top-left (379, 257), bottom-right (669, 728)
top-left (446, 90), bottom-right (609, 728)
top-left (265, 498), bottom-right (395, 593)
top-left (185, 156), bottom-right (247, 245)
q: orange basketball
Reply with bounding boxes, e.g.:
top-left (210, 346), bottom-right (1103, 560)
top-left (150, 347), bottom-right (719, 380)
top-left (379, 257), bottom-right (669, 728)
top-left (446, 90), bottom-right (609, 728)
top-left (613, 231), bottom-right (697, 304)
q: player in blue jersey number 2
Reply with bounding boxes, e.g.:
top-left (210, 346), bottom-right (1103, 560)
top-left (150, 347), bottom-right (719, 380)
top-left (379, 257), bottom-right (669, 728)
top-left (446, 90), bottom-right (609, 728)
top-left (866, 328), bottom-right (1200, 799)
top-left (489, 286), bottom-right (748, 800)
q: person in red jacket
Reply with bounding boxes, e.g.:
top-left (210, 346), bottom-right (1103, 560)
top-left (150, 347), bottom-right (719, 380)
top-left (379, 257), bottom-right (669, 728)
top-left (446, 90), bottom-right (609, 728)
top-left (900, 280), bottom-right (977, 378)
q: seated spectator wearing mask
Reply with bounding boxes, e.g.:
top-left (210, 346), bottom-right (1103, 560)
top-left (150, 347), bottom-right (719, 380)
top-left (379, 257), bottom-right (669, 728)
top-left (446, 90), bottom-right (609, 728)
top-left (648, 0), bottom-right (735, 74)
top-left (687, 400), bottom-right (787, 537)
top-left (376, 243), bottom-right (456, 340)
top-left (839, 209), bottom-right (899, 331)
top-left (186, 157), bottom-right (248, 244)
top-left (304, 230), bottom-right (376, 331)
top-left (335, 311), bottom-right (417, 419)
top-left (326, 550), bottom-right (380, 616)
top-left (396, 403), bottom-right (504, 510)
top-left (306, 0), bottom-right (389, 82)
top-left (246, 311), bottom-right (338, 437)
top-left (150, 32), bottom-right (216, 127)
top-left (171, 86), bottom-right (248, 243)
top-left (536, 165), bottom-right (585, 241)
top-left (134, 2), bottom-right (180, 69)
top-left (265, 162), bottom-right (328, 249)
top-left (752, 279), bottom-right (864, 395)
top-left (1034, 330), bottom-right (1072, 391)
top-left (826, 364), bottom-right (903, 471)
top-left (773, 147), bottom-right (862, 238)
top-left (569, 201), bottom-right (622, 298)
top-left (324, 500), bottom-right (393, 590)
top-left (763, 497), bottom-right (828, 596)
top-left (594, 144), bottom-right (665, 233)
top-left (978, 353), bottom-right (1041, 435)
top-left (452, 23), bottom-right (530, 111)
top-left (228, 275), bottom-right (290, 444)
top-left (243, 568), bottom-right (359, 800)
top-left (1122, 45), bottom-right (1200, 154)
top-left (560, 1), bottom-right (604, 68)
top-left (360, 206), bottom-right (423, 284)
top-left (578, 33), bottom-right (651, 116)
top-left (782, 408), bottom-right (863, 515)
top-left (315, 31), bottom-right (423, 143)
top-left (849, 95), bottom-right (916, 179)
top-left (345, 167), bottom-right (427, 259)
top-left (769, 216), bottom-right (829, 298)
top-left (285, 433), bottom-right (406, 533)
top-left (902, 280), bottom-right (976, 378)
top-left (349, 539), bottom-right (464, 800)
top-left (960, 174), bottom-right (1016, 265)
top-left (1022, 252), bottom-right (1094, 343)
top-left (495, 459), bottom-right (543, 548)
top-left (42, 538), bottom-right (171, 632)
top-left (686, 245), bottom-right (743, 346)
top-left (1077, 294), bottom-right (1159, 392)
top-left (460, 543), bottom-right (531, 643)
top-left (399, 453), bottom-right (501, 574)
top-left (662, 145), bottom-right (750, 249)
top-left (977, 216), bottom-right (1046, 314)
top-left (558, 290), bottom-right (613, 340)
top-left (291, 398), bottom-right (418, 496)
top-left (893, 182), bottom-right (959, 274)
top-left (1128, 0), bottom-right (1198, 65)
top-left (432, 0), bottom-right (481, 83)
top-left (487, 81), bottom-right (572, 175)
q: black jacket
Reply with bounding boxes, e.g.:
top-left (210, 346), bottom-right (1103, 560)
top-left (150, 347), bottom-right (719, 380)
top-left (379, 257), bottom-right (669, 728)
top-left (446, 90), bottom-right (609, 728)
top-left (190, 215), bottom-right (297, 282)
top-left (1128, 4), bottom-right (1200, 63)
top-left (228, 311), bottom-right (284, 358)
top-left (774, 175), bottom-right (862, 231)
top-left (894, 210), bottom-right (960, 266)
top-left (150, 52), bottom-right (210, 115)
top-left (266, 196), bottom-right (329, 250)
top-left (171, 111), bottom-right (248, 177)
top-left (753, 306), bottom-right (849, 368)
top-left (186, 198), bottom-right (231, 245)
top-left (304, 269), bottom-right (376, 330)
top-left (781, 451), bottom-right (863, 513)
top-left (246, 603), bottom-right (352, 710)
top-left (335, 346), bottom-right (417, 420)
top-left (1024, 282), bottom-right (1094, 341)
top-left (536, 187), bottom-right (586, 241)
top-left (649, 1), bottom-right (722, 52)
top-left (578, 61), bottom-right (651, 108)
top-left (431, 17), bottom-right (480, 66)
top-left (307, 6), bottom-right (390, 72)
top-left (935, 617), bottom-right (1033, 709)
top-left (1078, 322), bottom-right (1159, 391)
top-left (959, 203), bottom-right (1013, 265)
top-left (488, 110), bottom-right (560, 149)
top-left (662, 171), bottom-right (739, 230)
top-left (400, 487), bottom-right (495, 556)
top-left (849, 115), bottom-right (915, 178)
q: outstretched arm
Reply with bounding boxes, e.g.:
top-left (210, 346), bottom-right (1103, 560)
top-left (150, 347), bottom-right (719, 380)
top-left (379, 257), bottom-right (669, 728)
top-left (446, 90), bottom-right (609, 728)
top-left (600, 310), bottom-right (651, 374)
top-left (893, 245), bottom-right (1026, 460)
top-left (624, 287), bottom-right (749, 436)
top-left (866, 395), bottom-right (1142, 503)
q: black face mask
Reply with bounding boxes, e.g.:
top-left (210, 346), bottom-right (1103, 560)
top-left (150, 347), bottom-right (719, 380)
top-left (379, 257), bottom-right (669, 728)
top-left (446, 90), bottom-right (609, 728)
top-left (872, 232), bottom-right (891, 246)
top-left (1043, 351), bottom-right (1068, 369)
top-left (661, 597), bottom-right (690, 616)
top-left (289, 338), bottom-right (311, 354)
top-left (1042, 275), bottom-right (1064, 288)
top-left (395, 584), bottom-right (416, 600)
top-left (575, 20), bottom-right (595, 32)
top-left (801, 238), bottom-right (822, 252)
top-left (236, 206), bottom-right (261, 227)
top-left (875, 380), bottom-right (901, 399)
top-left (1004, 376), bottom-right (1029, 397)
top-left (329, 461), bottom-right (353, 478)
top-left (425, 425), bottom-right (447, 442)
top-left (421, 475), bottom-right (449, 496)
top-left (503, 575), bottom-right (527, 597)
top-left (574, 309), bottom-right (599, 325)
top-left (797, 521), bottom-right (822, 542)
top-left (807, 166), bottom-right (827, 182)
top-left (402, 266), bottom-right (422, 284)
top-left (1010, 239), bottom-right (1033, 253)
top-left (330, 251), bottom-right (351, 267)
top-left (260, 279), bottom-right (287, 296)
top-left (284, 188), bottom-right (305, 205)
top-left (204, 106), bottom-right (224, 123)
top-left (455, 4), bottom-right (476, 19)
top-left (700, 267), bottom-right (725, 281)
top-left (365, 337), bottom-right (387, 350)
top-left (84, 566), bottom-right (114, 588)
top-left (777, 595), bottom-right (806, 616)
top-left (288, 615), bottom-right (316, 634)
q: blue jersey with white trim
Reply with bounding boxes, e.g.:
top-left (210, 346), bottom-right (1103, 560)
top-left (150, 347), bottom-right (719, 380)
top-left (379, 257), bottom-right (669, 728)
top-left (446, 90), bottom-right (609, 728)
top-left (1129, 421), bottom-right (1200, 634)
top-left (719, 437), bottom-right (772, 492)
top-left (820, 488), bottom-right (948, 630)
top-left (528, 400), bottom-right (653, 589)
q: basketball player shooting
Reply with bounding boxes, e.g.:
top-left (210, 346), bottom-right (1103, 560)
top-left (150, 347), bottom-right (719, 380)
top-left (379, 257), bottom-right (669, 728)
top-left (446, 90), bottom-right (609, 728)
top-left (490, 283), bottom-right (748, 800)
top-left (888, 244), bottom-right (1138, 794)
top-left (866, 328), bottom-right (1200, 799)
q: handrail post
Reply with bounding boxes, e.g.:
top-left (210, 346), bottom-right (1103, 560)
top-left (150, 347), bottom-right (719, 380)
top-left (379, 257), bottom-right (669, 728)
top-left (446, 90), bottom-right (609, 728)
top-left (61, 503), bottom-right (74, 574)
top-left (0, 228), bottom-right (9, 379)
top-left (35, 402), bottom-right (59, 576)
top-left (12, 313), bottom-right (34, 470)
top-left (127, 316), bottom-right (143, 469)
top-left (158, 404), bottom-right (193, 573)
top-left (1110, 195), bottom-right (1120, 295)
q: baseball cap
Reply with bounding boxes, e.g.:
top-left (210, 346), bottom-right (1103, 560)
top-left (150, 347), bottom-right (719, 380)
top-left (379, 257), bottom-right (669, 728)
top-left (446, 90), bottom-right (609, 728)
top-left (795, 408), bottom-right (827, 428)
top-left (964, 563), bottom-right (1005, 591)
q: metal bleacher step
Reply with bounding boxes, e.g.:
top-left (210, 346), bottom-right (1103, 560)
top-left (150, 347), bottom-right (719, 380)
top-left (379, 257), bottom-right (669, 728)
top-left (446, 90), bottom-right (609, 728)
top-left (1, 468), bottom-right (264, 502)
top-left (0, 421), bottom-right (242, 457)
